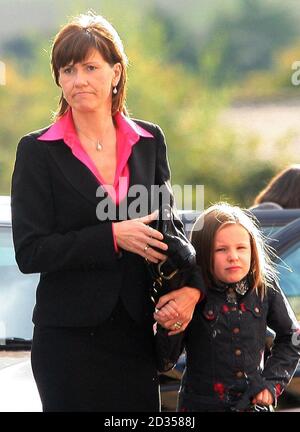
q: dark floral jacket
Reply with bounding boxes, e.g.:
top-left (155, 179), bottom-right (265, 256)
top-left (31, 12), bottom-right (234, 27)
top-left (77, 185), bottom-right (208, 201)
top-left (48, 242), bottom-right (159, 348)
top-left (155, 278), bottom-right (300, 411)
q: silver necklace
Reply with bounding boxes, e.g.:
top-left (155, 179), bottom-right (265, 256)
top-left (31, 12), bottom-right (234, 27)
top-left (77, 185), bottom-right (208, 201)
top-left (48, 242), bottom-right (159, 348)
top-left (77, 128), bottom-right (103, 151)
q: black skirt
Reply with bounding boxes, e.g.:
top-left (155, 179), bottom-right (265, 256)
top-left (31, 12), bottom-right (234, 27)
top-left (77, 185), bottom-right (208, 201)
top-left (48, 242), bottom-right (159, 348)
top-left (31, 299), bottom-right (160, 412)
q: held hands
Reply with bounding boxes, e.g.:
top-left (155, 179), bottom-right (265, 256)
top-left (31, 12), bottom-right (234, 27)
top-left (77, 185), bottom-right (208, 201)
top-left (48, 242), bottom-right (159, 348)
top-left (252, 389), bottom-right (274, 406)
top-left (114, 212), bottom-right (200, 334)
top-left (154, 287), bottom-right (201, 335)
top-left (113, 211), bottom-right (168, 263)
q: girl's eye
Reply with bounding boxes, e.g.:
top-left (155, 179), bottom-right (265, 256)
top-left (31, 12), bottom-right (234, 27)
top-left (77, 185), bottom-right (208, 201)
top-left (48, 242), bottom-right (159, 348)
top-left (87, 65), bottom-right (97, 71)
top-left (216, 248), bottom-right (225, 252)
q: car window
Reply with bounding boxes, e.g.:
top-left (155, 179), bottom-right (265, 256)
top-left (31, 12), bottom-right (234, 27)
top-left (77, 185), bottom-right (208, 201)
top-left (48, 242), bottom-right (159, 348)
top-left (0, 226), bottom-right (38, 341)
top-left (278, 241), bottom-right (300, 321)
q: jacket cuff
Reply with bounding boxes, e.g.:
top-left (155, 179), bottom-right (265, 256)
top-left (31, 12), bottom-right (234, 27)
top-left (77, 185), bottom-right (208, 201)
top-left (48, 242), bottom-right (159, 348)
top-left (263, 381), bottom-right (283, 408)
top-left (112, 223), bottom-right (120, 254)
top-left (187, 266), bottom-right (206, 302)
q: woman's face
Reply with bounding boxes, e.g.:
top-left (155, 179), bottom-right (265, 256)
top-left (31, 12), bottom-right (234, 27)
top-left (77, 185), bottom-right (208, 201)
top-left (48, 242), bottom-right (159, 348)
top-left (213, 223), bottom-right (251, 284)
top-left (58, 49), bottom-right (121, 113)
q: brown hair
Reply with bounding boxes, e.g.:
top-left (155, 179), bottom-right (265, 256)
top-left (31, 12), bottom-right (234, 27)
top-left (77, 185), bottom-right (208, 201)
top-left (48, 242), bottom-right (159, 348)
top-left (191, 203), bottom-right (277, 298)
top-left (254, 164), bottom-right (300, 208)
top-left (51, 12), bottom-right (128, 119)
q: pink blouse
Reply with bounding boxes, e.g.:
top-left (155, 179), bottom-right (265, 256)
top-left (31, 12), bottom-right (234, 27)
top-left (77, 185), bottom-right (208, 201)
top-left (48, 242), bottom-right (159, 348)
top-left (38, 109), bottom-right (154, 251)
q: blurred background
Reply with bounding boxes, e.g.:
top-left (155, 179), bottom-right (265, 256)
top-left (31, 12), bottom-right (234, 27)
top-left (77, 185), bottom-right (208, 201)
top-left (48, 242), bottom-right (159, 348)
top-left (1, 0), bottom-right (300, 207)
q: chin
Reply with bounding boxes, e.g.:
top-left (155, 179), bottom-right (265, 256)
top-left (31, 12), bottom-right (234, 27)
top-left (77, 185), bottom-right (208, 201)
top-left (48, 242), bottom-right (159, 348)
top-left (224, 274), bottom-right (245, 284)
top-left (225, 277), bottom-right (240, 284)
top-left (76, 105), bottom-right (96, 112)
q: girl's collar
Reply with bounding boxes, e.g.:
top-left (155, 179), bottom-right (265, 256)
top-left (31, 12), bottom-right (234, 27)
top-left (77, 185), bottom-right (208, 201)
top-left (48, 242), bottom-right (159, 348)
top-left (212, 275), bottom-right (251, 296)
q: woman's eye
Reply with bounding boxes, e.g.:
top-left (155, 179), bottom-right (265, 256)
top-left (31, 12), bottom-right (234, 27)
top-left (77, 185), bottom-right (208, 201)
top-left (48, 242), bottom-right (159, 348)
top-left (63, 67), bottom-right (73, 74)
top-left (87, 65), bottom-right (97, 71)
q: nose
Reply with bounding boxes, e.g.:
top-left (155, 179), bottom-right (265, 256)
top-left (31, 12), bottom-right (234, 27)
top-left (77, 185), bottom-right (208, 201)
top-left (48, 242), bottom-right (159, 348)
top-left (74, 69), bottom-right (88, 87)
top-left (227, 249), bottom-right (239, 262)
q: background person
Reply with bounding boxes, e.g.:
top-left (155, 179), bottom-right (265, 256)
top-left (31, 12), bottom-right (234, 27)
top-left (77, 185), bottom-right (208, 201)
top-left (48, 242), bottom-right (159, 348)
top-left (11, 12), bottom-right (203, 412)
top-left (251, 164), bottom-right (300, 209)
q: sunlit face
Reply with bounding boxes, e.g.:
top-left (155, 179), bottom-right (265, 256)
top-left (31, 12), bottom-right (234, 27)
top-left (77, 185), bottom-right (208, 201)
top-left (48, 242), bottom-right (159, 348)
top-left (213, 223), bottom-right (252, 284)
top-left (58, 49), bottom-right (121, 113)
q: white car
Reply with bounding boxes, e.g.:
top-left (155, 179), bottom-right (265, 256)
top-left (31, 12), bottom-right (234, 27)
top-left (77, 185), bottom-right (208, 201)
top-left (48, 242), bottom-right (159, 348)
top-left (0, 196), bottom-right (41, 412)
top-left (0, 353), bottom-right (41, 412)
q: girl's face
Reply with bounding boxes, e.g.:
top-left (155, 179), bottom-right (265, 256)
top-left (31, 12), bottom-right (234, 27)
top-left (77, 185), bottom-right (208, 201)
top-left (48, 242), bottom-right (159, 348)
top-left (213, 223), bottom-right (251, 284)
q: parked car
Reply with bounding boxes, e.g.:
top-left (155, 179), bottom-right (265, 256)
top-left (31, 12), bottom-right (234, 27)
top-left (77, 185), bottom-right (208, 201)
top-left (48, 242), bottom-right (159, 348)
top-left (0, 196), bottom-right (41, 411)
top-left (1, 196), bottom-right (300, 411)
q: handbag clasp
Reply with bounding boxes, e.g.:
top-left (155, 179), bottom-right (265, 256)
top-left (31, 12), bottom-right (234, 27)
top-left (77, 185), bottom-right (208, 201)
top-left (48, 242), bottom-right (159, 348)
top-left (157, 261), bottom-right (179, 280)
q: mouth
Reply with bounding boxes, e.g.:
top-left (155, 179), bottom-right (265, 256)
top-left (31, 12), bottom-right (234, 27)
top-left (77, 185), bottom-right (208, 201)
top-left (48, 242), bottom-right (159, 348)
top-left (226, 267), bottom-right (242, 271)
top-left (74, 92), bottom-right (93, 96)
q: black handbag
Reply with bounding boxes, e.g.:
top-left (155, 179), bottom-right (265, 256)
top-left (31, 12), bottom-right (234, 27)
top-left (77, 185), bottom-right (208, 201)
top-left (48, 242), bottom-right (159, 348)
top-left (146, 204), bottom-right (197, 303)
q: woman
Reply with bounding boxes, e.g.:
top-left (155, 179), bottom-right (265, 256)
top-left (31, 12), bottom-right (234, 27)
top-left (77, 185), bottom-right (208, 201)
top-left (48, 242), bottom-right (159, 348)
top-left (11, 12), bottom-right (203, 412)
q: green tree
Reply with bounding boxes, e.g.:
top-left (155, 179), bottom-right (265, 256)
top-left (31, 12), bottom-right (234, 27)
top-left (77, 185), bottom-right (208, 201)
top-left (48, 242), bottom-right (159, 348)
top-left (200, 0), bottom-right (297, 85)
top-left (0, 1), bottom-right (290, 209)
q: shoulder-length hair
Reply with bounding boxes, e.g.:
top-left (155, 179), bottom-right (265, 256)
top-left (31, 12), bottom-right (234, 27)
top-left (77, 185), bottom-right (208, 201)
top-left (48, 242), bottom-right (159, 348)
top-left (51, 12), bottom-right (128, 119)
top-left (254, 164), bottom-right (300, 208)
top-left (191, 203), bottom-right (277, 298)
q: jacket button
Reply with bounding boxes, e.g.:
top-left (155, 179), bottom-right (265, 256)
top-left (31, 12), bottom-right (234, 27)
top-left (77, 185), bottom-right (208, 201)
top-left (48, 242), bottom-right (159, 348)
top-left (208, 310), bottom-right (214, 316)
top-left (235, 349), bottom-right (242, 356)
top-left (254, 307), bottom-right (260, 313)
top-left (233, 327), bottom-right (240, 334)
top-left (236, 371), bottom-right (244, 378)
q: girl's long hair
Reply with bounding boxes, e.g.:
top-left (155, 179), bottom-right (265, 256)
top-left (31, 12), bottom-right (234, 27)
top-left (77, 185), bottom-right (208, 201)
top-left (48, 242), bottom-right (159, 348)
top-left (191, 203), bottom-right (278, 298)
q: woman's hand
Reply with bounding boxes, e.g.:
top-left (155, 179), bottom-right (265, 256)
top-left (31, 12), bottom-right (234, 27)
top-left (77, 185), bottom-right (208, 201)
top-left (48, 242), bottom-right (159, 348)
top-left (252, 389), bottom-right (274, 406)
top-left (113, 211), bottom-right (168, 263)
top-left (154, 287), bottom-right (201, 335)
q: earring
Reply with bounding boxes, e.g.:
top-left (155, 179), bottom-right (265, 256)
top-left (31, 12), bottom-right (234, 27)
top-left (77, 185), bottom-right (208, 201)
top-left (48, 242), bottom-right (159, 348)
top-left (113, 86), bottom-right (118, 95)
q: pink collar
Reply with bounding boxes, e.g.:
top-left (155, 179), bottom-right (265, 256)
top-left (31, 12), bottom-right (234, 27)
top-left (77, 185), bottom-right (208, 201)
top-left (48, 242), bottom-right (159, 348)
top-left (37, 110), bottom-right (153, 207)
top-left (38, 110), bottom-right (153, 143)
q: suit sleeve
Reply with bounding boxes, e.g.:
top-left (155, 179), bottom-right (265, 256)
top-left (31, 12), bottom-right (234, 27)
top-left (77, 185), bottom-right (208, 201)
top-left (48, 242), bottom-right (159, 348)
top-left (154, 125), bottom-right (205, 295)
top-left (155, 323), bottom-right (185, 372)
top-left (11, 136), bottom-right (119, 274)
top-left (262, 283), bottom-right (300, 403)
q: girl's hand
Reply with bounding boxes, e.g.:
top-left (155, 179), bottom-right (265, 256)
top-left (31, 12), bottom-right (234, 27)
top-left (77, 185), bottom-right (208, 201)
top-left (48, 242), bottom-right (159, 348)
top-left (154, 287), bottom-right (201, 335)
top-left (252, 389), bottom-right (274, 406)
top-left (113, 211), bottom-right (168, 263)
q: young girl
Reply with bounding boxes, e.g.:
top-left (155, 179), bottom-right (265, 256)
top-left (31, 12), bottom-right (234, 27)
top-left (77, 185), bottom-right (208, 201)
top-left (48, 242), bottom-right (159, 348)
top-left (154, 203), bottom-right (300, 412)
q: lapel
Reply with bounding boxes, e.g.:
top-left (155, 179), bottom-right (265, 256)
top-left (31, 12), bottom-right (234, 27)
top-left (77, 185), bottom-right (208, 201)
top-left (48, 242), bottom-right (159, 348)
top-left (128, 137), bottom-right (155, 188)
top-left (46, 135), bottom-right (157, 214)
top-left (127, 137), bottom-right (156, 215)
top-left (47, 140), bottom-right (102, 207)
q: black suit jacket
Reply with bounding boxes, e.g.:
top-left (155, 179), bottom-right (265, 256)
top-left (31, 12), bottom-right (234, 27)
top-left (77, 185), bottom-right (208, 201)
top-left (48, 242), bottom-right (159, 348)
top-left (11, 119), bottom-right (185, 327)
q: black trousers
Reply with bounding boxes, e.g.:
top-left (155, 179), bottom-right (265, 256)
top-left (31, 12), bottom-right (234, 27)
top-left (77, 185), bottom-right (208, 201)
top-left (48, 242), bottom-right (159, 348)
top-left (31, 300), bottom-right (160, 412)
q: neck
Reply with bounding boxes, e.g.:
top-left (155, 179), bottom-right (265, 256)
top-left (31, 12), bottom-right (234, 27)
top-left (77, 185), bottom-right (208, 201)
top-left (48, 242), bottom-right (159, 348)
top-left (72, 107), bottom-right (115, 138)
